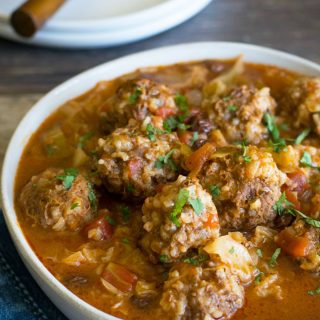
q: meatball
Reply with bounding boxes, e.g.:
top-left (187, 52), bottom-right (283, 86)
top-left (140, 175), bottom-right (219, 263)
top-left (199, 146), bottom-right (287, 230)
top-left (100, 78), bottom-right (178, 132)
top-left (276, 218), bottom-right (320, 273)
top-left (282, 77), bottom-right (320, 134)
top-left (203, 85), bottom-right (276, 144)
top-left (19, 168), bottom-right (96, 231)
top-left (96, 118), bottom-right (183, 199)
top-left (160, 262), bottom-right (244, 320)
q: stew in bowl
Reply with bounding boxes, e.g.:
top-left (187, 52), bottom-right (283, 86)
top-left (5, 43), bottom-right (320, 320)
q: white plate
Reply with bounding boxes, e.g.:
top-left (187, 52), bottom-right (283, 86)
top-left (0, 0), bottom-right (204, 32)
top-left (2, 42), bottom-right (320, 320)
top-left (0, 0), bottom-right (211, 48)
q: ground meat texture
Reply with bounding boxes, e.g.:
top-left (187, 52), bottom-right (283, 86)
top-left (282, 77), bottom-right (320, 135)
top-left (19, 168), bottom-right (95, 231)
top-left (203, 85), bottom-right (276, 144)
top-left (275, 218), bottom-right (320, 273)
top-left (141, 175), bottom-right (219, 263)
top-left (100, 78), bottom-right (178, 132)
top-left (160, 262), bottom-right (244, 320)
top-left (97, 118), bottom-right (182, 199)
top-left (199, 146), bottom-right (287, 230)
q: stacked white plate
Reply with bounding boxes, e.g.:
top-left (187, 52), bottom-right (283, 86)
top-left (0, 0), bottom-right (211, 48)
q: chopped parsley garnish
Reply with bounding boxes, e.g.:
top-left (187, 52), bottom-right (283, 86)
top-left (263, 112), bottom-right (286, 152)
top-left (146, 123), bottom-right (164, 141)
top-left (274, 192), bottom-right (320, 228)
top-left (188, 198), bottom-right (204, 215)
top-left (122, 237), bottom-right (130, 244)
top-left (300, 151), bottom-right (320, 170)
top-left (256, 248), bottom-right (263, 258)
top-left (169, 189), bottom-right (206, 226)
top-left (128, 88), bottom-right (142, 103)
top-left (295, 128), bottom-right (310, 145)
top-left (44, 144), bottom-right (57, 156)
top-left (190, 131), bottom-right (199, 146)
top-left (183, 254), bottom-right (208, 265)
top-left (254, 271), bottom-right (264, 284)
top-left (227, 104), bottom-right (238, 111)
top-left (70, 203), bottom-right (79, 210)
top-left (279, 123), bottom-right (289, 131)
top-left (307, 287), bottom-right (320, 296)
top-left (209, 185), bottom-right (220, 197)
top-left (119, 205), bottom-right (131, 222)
top-left (273, 192), bottom-right (293, 215)
top-left (170, 188), bottom-right (190, 227)
top-left (87, 182), bottom-right (97, 210)
top-left (163, 116), bottom-right (190, 133)
top-left (229, 246), bottom-right (235, 254)
top-left (240, 141), bottom-right (252, 163)
top-left (155, 149), bottom-right (177, 171)
top-left (175, 94), bottom-right (189, 116)
top-left (269, 248), bottom-right (281, 267)
top-left (160, 254), bottom-right (169, 263)
top-left (105, 215), bottom-right (116, 226)
top-left (78, 131), bottom-right (95, 148)
top-left (223, 96), bottom-right (231, 101)
top-left (56, 168), bottom-right (79, 189)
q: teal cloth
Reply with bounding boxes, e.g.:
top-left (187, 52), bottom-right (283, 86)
top-left (0, 210), bottom-right (66, 320)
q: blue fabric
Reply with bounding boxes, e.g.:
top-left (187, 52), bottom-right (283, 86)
top-left (0, 210), bottom-right (67, 320)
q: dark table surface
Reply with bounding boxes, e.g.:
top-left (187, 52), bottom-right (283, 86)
top-left (1, 0), bottom-right (320, 94)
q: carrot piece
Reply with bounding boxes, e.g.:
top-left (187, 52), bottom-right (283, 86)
top-left (154, 107), bottom-right (176, 118)
top-left (205, 213), bottom-right (219, 228)
top-left (185, 142), bottom-right (216, 177)
top-left (178, 130), bottom-right (193, 145)
top-left (284, 189), bottom-right (301, 210)
top-left (275, 229), bottom-right (311, 257)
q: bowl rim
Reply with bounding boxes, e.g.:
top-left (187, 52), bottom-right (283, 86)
top-left (2, 41), bottom-right (320, 320)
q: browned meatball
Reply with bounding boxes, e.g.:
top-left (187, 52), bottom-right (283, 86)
top-left (276, 218), bottom-right (320, 273)
top-left (199, 146), bottom-right (286, 230)
top-left (19, 168), bottom-right (96, 231)
top-left (282, 77), bottom-right (320, 134)
top-left (160, 262), bottom-right (244, 320)
top-left (100, 78), bottom-right (178, 132)
top-left (203, 85), bottom-right (276, 144)
top-left (96, 118), bottom-right (183, 199)
top-left (140, 175), bottom-right (220, 263)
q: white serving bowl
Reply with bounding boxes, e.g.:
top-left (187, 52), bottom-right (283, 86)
top-left (2, 42), bottom-right (320, 320)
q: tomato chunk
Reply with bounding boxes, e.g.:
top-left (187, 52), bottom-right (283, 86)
top-left (283, 189), bottom-right (301, 210)
top-left (276, 228), bottom-right (311, 257)
top-left (82, 210), bottom-right (114, 241)
top-left (102, 262), bottom-right (138, 293)
top-left (154, 107), bottom-right (176, 118)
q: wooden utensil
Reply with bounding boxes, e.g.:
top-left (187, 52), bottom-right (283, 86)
top-left (10, 0), bottom-right (66, 38)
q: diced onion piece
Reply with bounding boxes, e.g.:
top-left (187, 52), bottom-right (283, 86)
top-left (62, 251), bottom-right (86, 266)
top-left (204, 234), bottom-right (255, 283)
top-left (101, 278), bottom-right (123, 295)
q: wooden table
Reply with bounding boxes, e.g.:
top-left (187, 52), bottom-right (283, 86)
top-left (1, 0), bottom-right (320, 177)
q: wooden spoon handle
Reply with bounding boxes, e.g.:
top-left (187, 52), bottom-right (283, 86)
top-left (10, 0), bottom-right (66, 38)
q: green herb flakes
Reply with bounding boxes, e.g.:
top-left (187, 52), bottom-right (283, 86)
top-left (300, 151), bottom-right (320, 170)
top-left (160, 254), bottom-right (169, 263)
top-left (229, 246), bottom-right (235, 254)
top-left (209, 185), bottom-right (220, 197)
top-left (70, 203), bottom-right (79, 210)
top-left (122, 237), bottom-right (130, 244)
top-left (87, 182), bottom-right (97, 210)
top-left (155, 149), bottom-right (177, 171)
top-left (188, 198), bottom-right (204, 215)
top-left (170, 188), bottom-right (190, 227)
top-left (263, 112), bottom-right (286, 152)
top-left (227, 104), bottom-right (238, 111)
top-left (295, 128), bottom-right (310, 145)
top-left (273, 192), bottom-right (293, 215)
top-left (119, 205), bottom-right (131, 222)
top-left (129, 88), bottom-right (142, 104)
top-left (191, 131), bottom-right (199, 146)
top-left (183, 254), bottom-right (208, 266)
top-left (105, 215), bottom-right (116, 226)
top-left (146, 123), bottom-right (164, 141)
top-left (269, 248), bottom-right (281, 267)
top-left (56, 168), bottom-right (79, 190)
top-left (78, 131), bottom-right (95, 148)
top-left (254, 271), bottom-right (264, 284)
top-left (256, 248), bottom-right (263, 258)
top-left (307, 287), bottom-right (320, 296)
